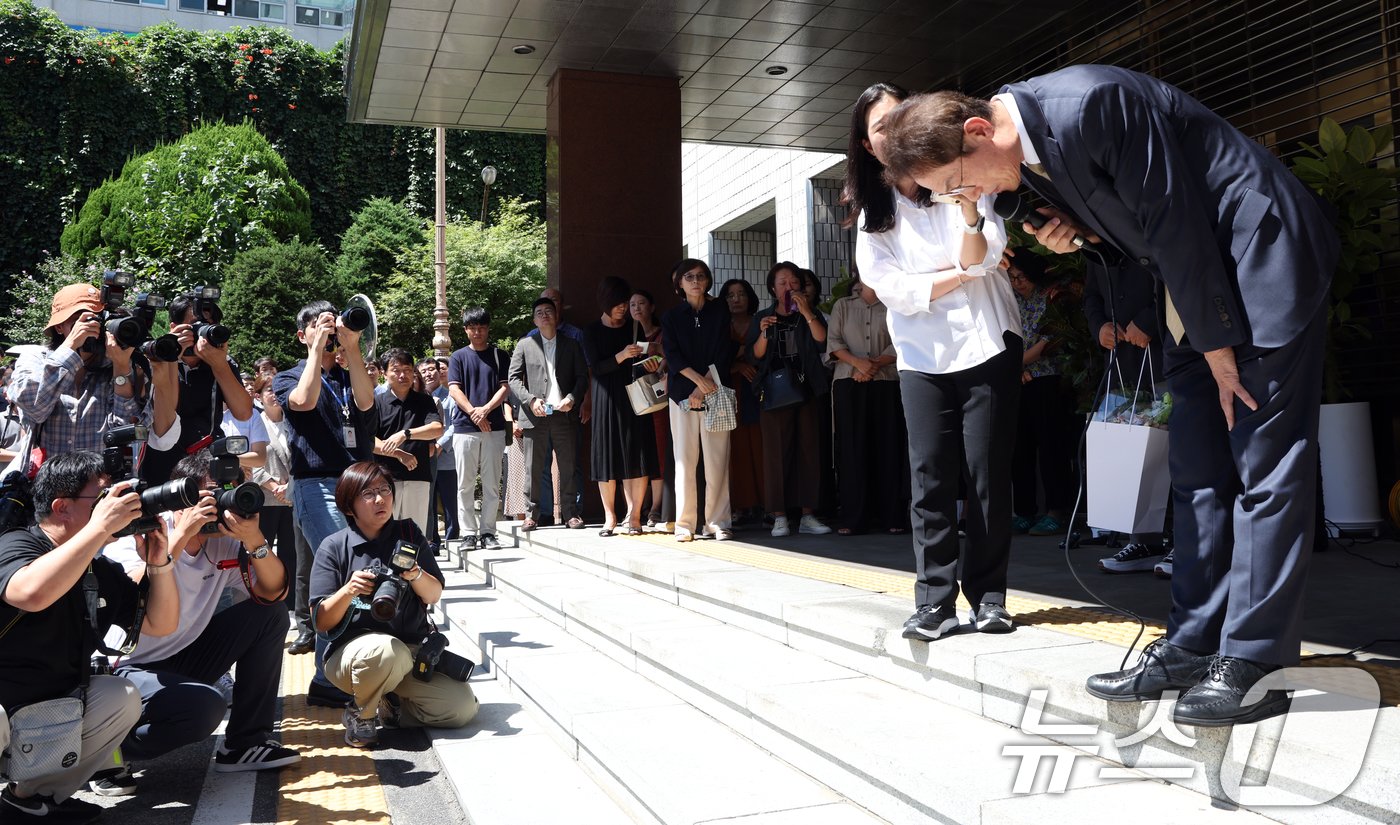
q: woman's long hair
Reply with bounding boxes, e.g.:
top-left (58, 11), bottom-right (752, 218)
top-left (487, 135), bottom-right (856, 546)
top-left (840, 82), bottom-right (930, 234)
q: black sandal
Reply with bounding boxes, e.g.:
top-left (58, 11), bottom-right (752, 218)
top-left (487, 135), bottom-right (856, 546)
top-left (646, 512), bottom-right (662, 528)
top-left (599, 526), bottom-right (616, 537)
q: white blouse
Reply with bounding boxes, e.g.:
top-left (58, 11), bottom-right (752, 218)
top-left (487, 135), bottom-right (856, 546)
top-left (855, 192), bottom-right (1022, 375)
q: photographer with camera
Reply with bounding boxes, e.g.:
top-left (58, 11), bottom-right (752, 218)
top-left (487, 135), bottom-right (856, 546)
top-left (94, 444), bottom-right (294, 795)
top-left (272, 300), bottom-right (376, 706)
top-left (0, 451), bottom-right (178, 823)
top-left (8, 282), bottom-right (179, 461)
top-left (310, 461), bottom-right (477, 749)
top-left (137, 289), bottom-right (254, 485)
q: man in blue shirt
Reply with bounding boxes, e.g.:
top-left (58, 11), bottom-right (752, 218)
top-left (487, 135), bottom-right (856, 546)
top-left (271, 300), bottom-right (376, 707)
top-left (447, 308), bottom-right (511, 551)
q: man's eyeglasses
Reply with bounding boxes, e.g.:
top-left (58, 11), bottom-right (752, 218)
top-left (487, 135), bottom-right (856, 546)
top-left (358, 485), bottom-right (393, 502)
top-left (936, 155), bottom-right (972, 199)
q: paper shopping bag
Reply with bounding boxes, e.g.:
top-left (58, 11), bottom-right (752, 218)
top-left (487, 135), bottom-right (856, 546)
top-left (1086, 420), bottom-right (1172, 534)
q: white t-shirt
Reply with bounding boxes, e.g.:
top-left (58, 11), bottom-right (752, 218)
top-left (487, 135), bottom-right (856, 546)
top-left (101, 523), bottom-right (252, 665)
top-left (855, 192), bottom-right (1022, 375)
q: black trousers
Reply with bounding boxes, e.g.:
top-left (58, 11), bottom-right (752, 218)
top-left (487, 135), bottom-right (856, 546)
top-left (1012, 374), bottom-right (1075, 517)
top-left (833, 378), bottom-right (908, 531)
top-left (258, 504), bottom-right (296, 609)
top-left (899, 338), bottom-right (1022, 610)
top-left (1164, 302), bottom-right (1325, 666)
top-left (524, 416), bottom-right (581, 523)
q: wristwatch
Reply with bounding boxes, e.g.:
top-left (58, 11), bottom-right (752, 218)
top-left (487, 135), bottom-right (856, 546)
top-left (402, 428), bottom-right (412, 441)
top-left (961, 213), bottom-right (986, 235)
top-left (249, 542), bottom-right (271, 560)
top-left (113, 373), bottom-right (131, 387)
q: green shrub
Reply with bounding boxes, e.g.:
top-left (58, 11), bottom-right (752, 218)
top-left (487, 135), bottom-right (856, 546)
top-left (60, 122), bottom-right (311, 294)
top-left (334, 198), bottom-right (425, 299)
top-left (220, 239), bottom-right (337, 368)
top-left (377, 198), bottom-right (546, 357)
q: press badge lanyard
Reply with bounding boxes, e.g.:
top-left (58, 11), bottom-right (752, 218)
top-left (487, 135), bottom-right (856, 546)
top-left (322, 372), bottom-right (357, 449)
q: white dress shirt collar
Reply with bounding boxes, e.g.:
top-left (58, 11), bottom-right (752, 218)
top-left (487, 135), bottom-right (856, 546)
top-left (992, 92), bottom-right (1041, 169)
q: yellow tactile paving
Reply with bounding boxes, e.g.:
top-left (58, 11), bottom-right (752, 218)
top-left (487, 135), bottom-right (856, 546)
top-left (624, 531), bottom-right (1400, 706)
top-left (276, 638), bottom-right (391, 825)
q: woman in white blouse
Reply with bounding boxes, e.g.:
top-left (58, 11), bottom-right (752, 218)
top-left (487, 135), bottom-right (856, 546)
top-left (843, 82), bottom-right (1023, 642)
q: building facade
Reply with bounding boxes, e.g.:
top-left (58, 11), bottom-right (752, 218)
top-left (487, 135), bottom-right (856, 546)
top-left (38, 0), bottom-right (348, 49)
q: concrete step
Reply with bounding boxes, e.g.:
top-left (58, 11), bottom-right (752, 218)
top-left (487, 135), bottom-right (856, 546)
top-left (439, 544), bottom-right (1289, 825)
top-left (446, 528), bottom-right (1399, 825)
top-left (434, 569), bottom-right (891, 825)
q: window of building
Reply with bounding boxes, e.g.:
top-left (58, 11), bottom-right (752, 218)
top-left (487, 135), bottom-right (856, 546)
top-left (261, 1), bottom-right (284, 20)
top-left (114, 0), bottom-right (168, 6)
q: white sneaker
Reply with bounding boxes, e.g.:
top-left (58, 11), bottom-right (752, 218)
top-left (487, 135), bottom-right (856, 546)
top-left (798, 514), bottom-right (831, 535)
top-left (771, 516), bottom-right (790, 537)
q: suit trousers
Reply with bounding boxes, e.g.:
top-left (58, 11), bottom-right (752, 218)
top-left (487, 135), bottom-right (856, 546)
top-left (669, 401), bottom-right (732, 535)
top-left (833, 378), bottom-right (909, 531)
top-left (1164, 302), bottom-right (1325, 666)
top-left (899, 339), bottom-right (1022, 611)
top-left (522, 416), bottom-right (580, 523)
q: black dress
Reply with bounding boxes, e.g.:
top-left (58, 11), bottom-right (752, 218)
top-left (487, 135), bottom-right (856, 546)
top-left (583, 320), bottom-right (660, 482)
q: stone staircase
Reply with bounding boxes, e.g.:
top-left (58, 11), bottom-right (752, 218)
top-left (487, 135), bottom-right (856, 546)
top-left (423, 526), bottom-right (1397, 825)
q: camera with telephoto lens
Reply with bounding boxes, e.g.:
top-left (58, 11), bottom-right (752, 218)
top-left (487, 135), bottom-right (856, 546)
top-left (106, 476), bottom-right (203, 538)
top-left (82, 271), bottom-right (175, 360)
top-left (200, 435), bottom-right (263, 534)
top-left (413, 631), bottom-right (475, 683)
top-left (326, 305), bottom-right (371, 352)
top-left (133, 292), bottom-right (181, 363)
top-left (0, 470), bottom-right (35, 533)
top-left (184, 286), bottom-right (231, 356)
top-left (366, 541), bottom-right (419, 622)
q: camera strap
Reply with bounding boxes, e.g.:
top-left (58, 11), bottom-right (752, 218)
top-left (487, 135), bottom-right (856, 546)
top-left (237, 546), bottom-right (289, 606)
top-left (86, 564), bottom-right (145, 661)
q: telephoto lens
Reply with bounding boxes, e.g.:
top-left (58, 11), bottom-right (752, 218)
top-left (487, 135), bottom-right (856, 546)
top-left (368, 559), bottom-right (406, 622)
top-left (194, 321), bottom-right (231, 348)
top-left (140, 334), bottom-right (182, 363)
top-left (139, 477), bottom-right (202, 516)
top-left (215, 481), bottom-right (263, 519)
top-left (105, 315), bottom-right (145, 350)
top-left (340, 306), bottom-right (371, 332)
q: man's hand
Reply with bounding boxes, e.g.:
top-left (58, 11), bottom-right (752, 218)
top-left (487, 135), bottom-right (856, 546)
top-left (1025, 207), bottom-right (1100, 255)
top-left (135, 519), bottom-right (170, 565)
top-left (218, 509), bottom-right (264, 547)
top-left (1097, 322), bottom-right (1119, 350)
top-left (194, 332), bottom-right (231, 366)
top-left (531, 398), bottom-right (547, 418)
top-left (267, 481), bottom-right (291, 506)
top-left (170, 491), bottom-right (219, 548)
top-left (92, 480), bottom-right (143, 537)
top-left (335, 312), bottom-right (361, 352)
top-left (342, 568), bottom-right (377, 600)
top-left (1203, 347), bottom-right (1258, 431)
top-left (172, 323), bottom-right (196, 355)
top-left (469, 407), bottom-right (489, 427)
top-left (63, 313), bottom-right (102, 354)
top-left (557, 397), bottom-right (575, 413)
top-left (1124, 321), bottom-right (1152, 348)
top-left (392, 449), bottom-right (417, 471)
top-left (304, 315), bottom-right (335, 357)
top-left (381, 430), bottom-right (408, 454)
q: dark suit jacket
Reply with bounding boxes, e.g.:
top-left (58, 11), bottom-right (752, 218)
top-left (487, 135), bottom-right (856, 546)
top-left (1002, 65), bottom-right (1338, 351)
top-left (508, 333), bottom-right (589, 430)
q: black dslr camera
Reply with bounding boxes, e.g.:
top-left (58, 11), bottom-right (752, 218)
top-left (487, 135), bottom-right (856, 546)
top-left (365, 541), bottom-right (419, 622)
top-left (200, 436), bottom-right (263, 534)
top-left (186, 285), bottom-right (231, 355)
top-left (82, 270), bottom-right (180, 362)
top-left (103, 424), bottom-right (203, 537)
top-left (326, 305), bottom-right (371, 352)
top-left (413, 632), bottom-right (475, 683)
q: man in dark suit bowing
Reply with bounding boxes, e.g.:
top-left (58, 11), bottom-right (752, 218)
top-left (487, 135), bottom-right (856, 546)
top-left (879, 65), bottom-right (1339, 726)
top-left (508, 297), bottom-right (590, 532)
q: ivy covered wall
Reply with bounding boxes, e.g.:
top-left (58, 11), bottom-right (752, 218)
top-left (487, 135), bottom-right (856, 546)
top-left (0, 0), bottom-right (545, 307)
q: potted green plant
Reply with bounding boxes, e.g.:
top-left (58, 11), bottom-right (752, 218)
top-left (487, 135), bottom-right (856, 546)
top-left (1291, 117), bottom-right (1398, 534)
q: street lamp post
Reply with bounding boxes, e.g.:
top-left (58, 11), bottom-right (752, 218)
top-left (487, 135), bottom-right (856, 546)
top-left (432, 127), bottom-right (451, 357)
top-left (480, 165), bottom-right (497, 224)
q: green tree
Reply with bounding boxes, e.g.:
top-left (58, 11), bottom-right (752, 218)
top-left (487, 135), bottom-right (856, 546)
top-left (221, 239), bottom-right (338, 368)
top-left (60, 122), bottom-right (312, 295)
top-left (377, 198), bottom-right (546, 357)
top-left (334, 198), bottom-right (425, 299)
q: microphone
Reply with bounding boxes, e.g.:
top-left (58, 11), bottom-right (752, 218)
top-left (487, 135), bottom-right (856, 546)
top-left (993, 192), bottom-right (1092, 250)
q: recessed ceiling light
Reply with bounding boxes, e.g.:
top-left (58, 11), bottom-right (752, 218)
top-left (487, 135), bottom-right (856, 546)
top-left (765, 65), bottom-right (788, 76)
top-left (512, 44), bottom-right (536, 55)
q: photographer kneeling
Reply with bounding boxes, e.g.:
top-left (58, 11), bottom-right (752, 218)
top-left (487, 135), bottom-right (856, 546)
top-left (310, 462), bottom-right (478, 749)
top-left (98, 446), bottom-right (296, 794)
top-left (0, 453), bottom-right (177, 823)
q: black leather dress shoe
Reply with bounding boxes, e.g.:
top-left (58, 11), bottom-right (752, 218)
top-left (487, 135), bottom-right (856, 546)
top-left (288, 631), bottom-right (315, 655)
top-left (1085, 638), bottom-right (1212, 702)
top-left (306, 680), bottom-right (354, 708)
top-left (1172, 656), bottom-right (1291, 727)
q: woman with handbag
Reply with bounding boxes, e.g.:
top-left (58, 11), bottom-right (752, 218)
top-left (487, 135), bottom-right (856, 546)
top-left (660, 259), bottom-right (734, 542)
top-left (844, 82), bottom-right (1021, 642)
top-left (583, 277), bottom-right (660, 536)
top-left (630, 289), bottom-right (674, 530)
top-left (745, 261), bottom-right (833, 538)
